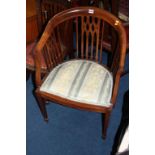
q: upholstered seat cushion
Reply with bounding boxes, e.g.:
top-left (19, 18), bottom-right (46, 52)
top-left (40, 60), bottom-right (113, 107)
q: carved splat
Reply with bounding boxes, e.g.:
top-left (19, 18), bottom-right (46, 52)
top-left (75, 16), bottom-right (106, 63)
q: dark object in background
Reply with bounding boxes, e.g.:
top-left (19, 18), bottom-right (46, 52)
top-left (111, 90), bottom-right (129, 155)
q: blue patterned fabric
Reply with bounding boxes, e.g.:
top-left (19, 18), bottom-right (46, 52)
top-left (40, 60), bottom-right (113, 107)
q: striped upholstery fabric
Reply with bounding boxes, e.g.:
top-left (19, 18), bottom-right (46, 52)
top-left (40, 60), bottom-right (113, 107)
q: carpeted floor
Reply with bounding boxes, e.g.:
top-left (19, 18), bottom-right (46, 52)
top-left (26, 53), bottom-right (129, 155)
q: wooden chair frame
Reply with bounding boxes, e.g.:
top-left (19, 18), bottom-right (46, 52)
top-left (34, 7), bottom-right (126, 139)
top-left (26, 0), bottom-right (71, 81)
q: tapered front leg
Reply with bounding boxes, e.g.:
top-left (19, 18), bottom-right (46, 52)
top-left (35, 91), bottom-right (48, 121)
top-left (102, 111), bottom-right (111, 139)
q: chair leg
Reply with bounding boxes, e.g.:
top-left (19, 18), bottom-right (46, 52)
top-left (35, 91), bottom-right (48, 122)
top-left (102, 112), bottom-right (110, 139)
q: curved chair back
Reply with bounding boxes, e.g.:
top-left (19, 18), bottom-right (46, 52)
top-left (35, 7), bottom-right (127, 104)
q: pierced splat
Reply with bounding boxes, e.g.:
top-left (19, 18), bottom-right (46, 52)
top-left (76, 16), bottom-right (106, 63)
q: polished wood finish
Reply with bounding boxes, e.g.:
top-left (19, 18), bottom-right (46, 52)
top-left (102, 0), bottom-right (129, 74)
top-left (36, 0), bottom-right (69, 36)
top-left (26, 0), bottom-right (70, 77)
top-left (103, 0), bottom-right (129, 48)
top-left (26, 0), bottom-right (39, 43)
top-left (36, 90), bottom-right (48, 121)
top-left (102, 111), bottom-right (111, 139)
top-left (26, 16), bottom-right (39, 44)
top-left (34, 7), bottom-right (127, 139)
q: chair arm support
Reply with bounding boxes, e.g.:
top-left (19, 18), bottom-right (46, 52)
top-left (35, 49), bottom-right (42, 87)
top-left (111, 68), bottom-right (123, 106)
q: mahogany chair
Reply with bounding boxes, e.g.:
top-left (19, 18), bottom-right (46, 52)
top-left (26, 0), bottom-right (70, 80)
top-left (34, 7), bottom-right (127, 139)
